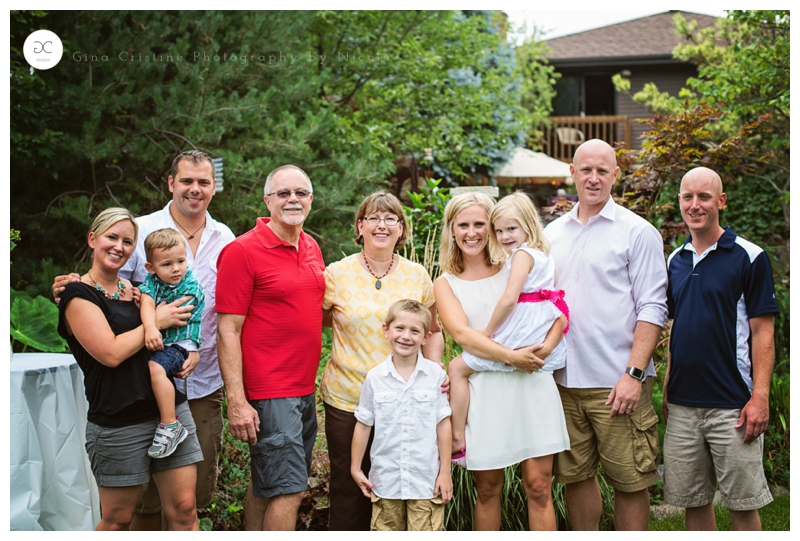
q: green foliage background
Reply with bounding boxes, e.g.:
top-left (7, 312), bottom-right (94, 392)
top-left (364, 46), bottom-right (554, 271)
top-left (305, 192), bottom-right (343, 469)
top-left (10, 10), bottom-right (551, 299)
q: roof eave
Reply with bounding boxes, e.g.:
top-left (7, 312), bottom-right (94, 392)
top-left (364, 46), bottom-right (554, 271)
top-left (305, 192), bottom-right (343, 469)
top-left (547, 55), bottom-right (692, 69)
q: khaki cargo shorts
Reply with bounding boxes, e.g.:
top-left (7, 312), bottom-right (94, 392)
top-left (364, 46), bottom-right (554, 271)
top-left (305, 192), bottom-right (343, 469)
top-left (554, 378), bottom-right (660, 492)
top-left (370, 494), bottom-right (444, 531)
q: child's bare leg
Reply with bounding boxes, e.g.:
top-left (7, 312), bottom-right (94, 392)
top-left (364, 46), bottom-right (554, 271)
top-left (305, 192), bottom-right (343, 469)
top-left (149, 360), bottom-right (176, 424)
top-left (448, 354), bottom-right (475, 454)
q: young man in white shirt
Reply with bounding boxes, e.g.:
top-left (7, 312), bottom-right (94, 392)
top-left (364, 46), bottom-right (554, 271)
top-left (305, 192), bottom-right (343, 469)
top-left (351, 299), bottom-right (452, 531)
top-left (545, 139), bottom-right (668, 531)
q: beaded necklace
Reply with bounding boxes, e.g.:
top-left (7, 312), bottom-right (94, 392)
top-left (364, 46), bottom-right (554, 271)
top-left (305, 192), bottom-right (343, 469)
top-left (88, 271), bottom-right (126, 301)
top-left (363, 253), bottom-right (395, 290)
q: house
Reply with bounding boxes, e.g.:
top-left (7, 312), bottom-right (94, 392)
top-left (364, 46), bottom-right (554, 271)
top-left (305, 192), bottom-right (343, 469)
top-left (541, 10), bottom-right (719, 160)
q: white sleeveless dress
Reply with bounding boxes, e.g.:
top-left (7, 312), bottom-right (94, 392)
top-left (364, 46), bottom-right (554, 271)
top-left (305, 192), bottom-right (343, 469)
top-left (462, 244), bottom-right (566, 373)
top-left (442, 270), bottom-right (570, 470)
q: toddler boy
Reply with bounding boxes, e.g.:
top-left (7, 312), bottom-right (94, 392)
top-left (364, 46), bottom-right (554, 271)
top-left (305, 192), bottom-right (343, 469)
top-left (351, 299), bottom-right (452, 531)
top-left (140, 228), bottom-right (205, 458)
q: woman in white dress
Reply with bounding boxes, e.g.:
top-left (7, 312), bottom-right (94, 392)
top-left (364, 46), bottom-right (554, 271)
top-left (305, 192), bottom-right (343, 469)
top-left (433, 192), bottom-right (570, 530)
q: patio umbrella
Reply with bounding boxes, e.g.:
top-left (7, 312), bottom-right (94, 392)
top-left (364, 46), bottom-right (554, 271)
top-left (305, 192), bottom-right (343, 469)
top-left (494, 147), bottom-right (572, 184)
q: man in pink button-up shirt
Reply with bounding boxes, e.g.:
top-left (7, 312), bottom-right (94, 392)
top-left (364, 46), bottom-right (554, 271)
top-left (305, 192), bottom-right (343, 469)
top-left (545, 139), bottom-right (668, 531)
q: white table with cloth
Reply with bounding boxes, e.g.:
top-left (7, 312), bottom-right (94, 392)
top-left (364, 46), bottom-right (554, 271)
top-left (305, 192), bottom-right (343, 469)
top-left (9, 352), bottom-right (100, 530)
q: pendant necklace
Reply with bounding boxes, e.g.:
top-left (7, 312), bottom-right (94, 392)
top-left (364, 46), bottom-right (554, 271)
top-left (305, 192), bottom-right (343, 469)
top-left (363, 253), bottom-right (394, 290)
top-left (171, 211), bottom-right (206, 240)
top-left (88, 271), bottom-right (126, 300)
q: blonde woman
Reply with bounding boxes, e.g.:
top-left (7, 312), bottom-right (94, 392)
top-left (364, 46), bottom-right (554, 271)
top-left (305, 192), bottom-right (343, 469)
top-left (57, 207), bottom-right (201, 530)
top-left (434, 193), bottom-right (569, 531)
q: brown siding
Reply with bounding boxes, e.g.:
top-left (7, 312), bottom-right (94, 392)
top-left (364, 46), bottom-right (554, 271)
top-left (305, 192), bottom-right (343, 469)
top-left (616, 65), bottom-right (699, 149)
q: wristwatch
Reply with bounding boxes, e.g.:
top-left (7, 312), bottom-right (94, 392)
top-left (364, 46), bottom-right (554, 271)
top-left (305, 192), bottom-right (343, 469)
top-left (625, 366), bottom-right (646, 381)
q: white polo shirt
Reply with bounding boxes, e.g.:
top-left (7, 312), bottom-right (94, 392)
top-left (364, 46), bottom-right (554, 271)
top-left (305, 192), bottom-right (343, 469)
top-left (545, 198), bottom-right (668, 388)
top-left (354, 352), bottom-right (450, 500)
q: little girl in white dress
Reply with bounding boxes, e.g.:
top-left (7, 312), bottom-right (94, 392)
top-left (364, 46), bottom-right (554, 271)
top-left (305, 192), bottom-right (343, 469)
top-left (449, 191), bottom-right (569, 465)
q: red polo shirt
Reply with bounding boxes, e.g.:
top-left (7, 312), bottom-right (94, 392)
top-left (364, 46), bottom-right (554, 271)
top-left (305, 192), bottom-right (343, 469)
top-left (216, 218), bottom-right (325, 400)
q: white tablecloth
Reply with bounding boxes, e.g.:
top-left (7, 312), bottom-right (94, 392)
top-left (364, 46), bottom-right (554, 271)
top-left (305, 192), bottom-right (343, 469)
top-left (10, 352), bottom-right (100, 531)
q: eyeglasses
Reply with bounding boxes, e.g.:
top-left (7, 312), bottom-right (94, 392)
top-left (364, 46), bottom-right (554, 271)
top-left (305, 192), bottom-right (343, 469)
top-left (362, 215), bottom-right (400, 226)
top-left (266, 189), bottom-right (312, 199)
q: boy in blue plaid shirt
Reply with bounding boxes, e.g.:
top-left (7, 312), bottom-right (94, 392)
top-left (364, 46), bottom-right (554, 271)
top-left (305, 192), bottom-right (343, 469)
top-left (140, 228), bottom-right (205, 458)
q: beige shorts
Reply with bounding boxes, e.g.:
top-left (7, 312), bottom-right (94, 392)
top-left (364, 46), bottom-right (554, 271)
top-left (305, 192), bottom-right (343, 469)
top-left (554, 378), bottom-right (660, 492)
top-left (370, 494), bottom-right (444, 531)
top-left (663, 404), bottom-right (773, 511)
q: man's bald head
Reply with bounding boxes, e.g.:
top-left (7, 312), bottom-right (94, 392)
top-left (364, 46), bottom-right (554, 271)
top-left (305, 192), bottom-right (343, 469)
top-left (680, 167), bottom-right (723, 195)
top-left (573, 139), bottom-right (617, 168)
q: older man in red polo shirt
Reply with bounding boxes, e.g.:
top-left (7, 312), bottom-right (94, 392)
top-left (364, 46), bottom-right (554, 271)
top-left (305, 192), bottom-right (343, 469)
top-left (216, 164), bottom-right (325, 531)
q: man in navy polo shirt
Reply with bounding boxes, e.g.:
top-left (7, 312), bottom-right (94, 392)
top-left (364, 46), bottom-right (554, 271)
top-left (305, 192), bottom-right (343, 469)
top-left (663, 167), bottom-right (778, 530)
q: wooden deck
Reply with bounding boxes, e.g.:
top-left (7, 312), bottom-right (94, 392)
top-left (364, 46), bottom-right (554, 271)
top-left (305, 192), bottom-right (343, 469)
top-left (539, 115), bottom-right (633, 162)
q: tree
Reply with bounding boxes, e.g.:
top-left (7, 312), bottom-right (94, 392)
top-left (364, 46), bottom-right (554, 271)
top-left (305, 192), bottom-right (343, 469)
top-left (614, 11), bottom-right (790, 234)
top-left (310, 10), bottom-right (532, 184)
top-left (11, 10), bottom-right (551, 298)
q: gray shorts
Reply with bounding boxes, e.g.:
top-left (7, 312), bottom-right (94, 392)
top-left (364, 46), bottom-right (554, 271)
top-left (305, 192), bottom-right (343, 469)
top-left (248, 393), bottom-right (317, 499)
top-left (663, 404), bottom-right (773, 511)
top-left (85, 401), bottom-right (203, 487)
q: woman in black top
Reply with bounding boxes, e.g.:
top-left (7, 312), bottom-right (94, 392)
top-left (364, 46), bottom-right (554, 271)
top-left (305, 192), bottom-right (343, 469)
top-left (57, 207), bottom-right (201, 530)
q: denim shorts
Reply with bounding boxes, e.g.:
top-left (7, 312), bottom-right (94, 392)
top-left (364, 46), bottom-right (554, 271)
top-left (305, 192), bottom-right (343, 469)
top-left (84, 401), bottom-right (203, 487)
top-left (149, 344), bottom-right (188, 377)
top-left (248, 393), bottom-right (317, 498)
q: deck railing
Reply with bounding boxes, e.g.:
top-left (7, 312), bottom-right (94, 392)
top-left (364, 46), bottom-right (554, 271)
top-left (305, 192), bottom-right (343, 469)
top-left (539, 115), bottom-right (633, 163)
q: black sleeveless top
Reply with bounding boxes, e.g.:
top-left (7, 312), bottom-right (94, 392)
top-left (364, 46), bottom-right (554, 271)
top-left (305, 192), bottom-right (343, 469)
top-left (57, 282), bottom-right (186, 427)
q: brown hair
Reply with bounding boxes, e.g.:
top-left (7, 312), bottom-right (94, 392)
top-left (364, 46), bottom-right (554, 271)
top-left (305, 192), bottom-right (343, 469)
top-left (144, 228), bottom-right (184, 263)
top-left (170, 150), bottom-right (215, 179)
top-left (385, 299), bottom-right (431, 334)
top-left (354, 191), bottom-right (409, 249)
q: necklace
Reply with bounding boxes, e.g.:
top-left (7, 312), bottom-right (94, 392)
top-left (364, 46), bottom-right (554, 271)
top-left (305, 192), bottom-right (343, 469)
top-left (363, 253), bottom-right (394, 290)
top-left (171, 210), bottom-right (206, 240)
top-left (87, 272), bottom-right (126, 301)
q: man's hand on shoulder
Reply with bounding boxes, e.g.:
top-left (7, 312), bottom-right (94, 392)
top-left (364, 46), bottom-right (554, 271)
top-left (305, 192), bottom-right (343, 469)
top-left (52, 273), bottom-right (81, 303)
top-left (736, 394), bottom-right (769, 444)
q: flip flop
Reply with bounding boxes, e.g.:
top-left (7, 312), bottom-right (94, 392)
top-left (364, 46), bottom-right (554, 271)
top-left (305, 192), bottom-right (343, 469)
top-left (451, 449), bottom-right (467, 468)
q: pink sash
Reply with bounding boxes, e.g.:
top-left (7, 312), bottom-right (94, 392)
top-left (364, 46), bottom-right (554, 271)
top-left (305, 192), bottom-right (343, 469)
top-left (518, 289), bottom-right (570, 334)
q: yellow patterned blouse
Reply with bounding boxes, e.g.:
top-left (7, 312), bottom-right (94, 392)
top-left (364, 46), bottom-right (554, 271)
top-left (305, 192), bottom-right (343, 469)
top-left (320, 254), bottom-right (435, 412)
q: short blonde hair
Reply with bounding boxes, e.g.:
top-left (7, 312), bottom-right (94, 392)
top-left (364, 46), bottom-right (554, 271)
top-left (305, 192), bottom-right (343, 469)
top-left (385, 299), bottom-right (431, 334)
top-left (89, 207), bottom-right (138, 246)
top-left (144, 228), bottom-right (184, 263)
top-left (354, 191), bottom-right (409, 249)
top-left (490, 191), bottom-right (550, 254)
top-left (438, 192), bottom-right (505, 275)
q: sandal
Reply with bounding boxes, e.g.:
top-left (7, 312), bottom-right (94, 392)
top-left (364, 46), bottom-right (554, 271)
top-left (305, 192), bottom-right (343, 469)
top-left (451, 449), bottom-right (467, 468)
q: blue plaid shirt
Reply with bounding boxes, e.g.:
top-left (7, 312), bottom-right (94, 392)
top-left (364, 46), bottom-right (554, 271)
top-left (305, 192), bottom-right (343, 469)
top-left (139, 267), bottom-right (205, 347)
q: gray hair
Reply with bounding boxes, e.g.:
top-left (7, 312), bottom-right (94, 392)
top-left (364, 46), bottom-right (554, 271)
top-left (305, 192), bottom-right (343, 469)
top-left (263, 164), bottom-right (313, 197)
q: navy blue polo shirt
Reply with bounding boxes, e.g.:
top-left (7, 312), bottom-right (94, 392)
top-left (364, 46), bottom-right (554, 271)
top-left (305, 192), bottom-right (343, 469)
top-left (666, 227), bottom-right (778, 409)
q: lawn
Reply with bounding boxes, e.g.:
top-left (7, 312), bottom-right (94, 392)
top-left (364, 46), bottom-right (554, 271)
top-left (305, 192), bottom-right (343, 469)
top-left (649, 493), bottom-right (789, 531)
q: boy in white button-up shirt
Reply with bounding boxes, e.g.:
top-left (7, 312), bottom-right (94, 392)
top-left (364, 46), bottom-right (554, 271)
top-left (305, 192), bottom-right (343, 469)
top-left (351, 300), bottom-right (452, 531)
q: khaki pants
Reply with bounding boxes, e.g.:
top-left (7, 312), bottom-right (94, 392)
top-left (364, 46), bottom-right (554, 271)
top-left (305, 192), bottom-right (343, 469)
top-left (370, 494), bottom-right (444, 531)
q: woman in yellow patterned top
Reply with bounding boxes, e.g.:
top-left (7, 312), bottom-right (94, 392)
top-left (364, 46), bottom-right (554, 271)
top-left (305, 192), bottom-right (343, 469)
top-left (321, 191), bottom-right (445, 530)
